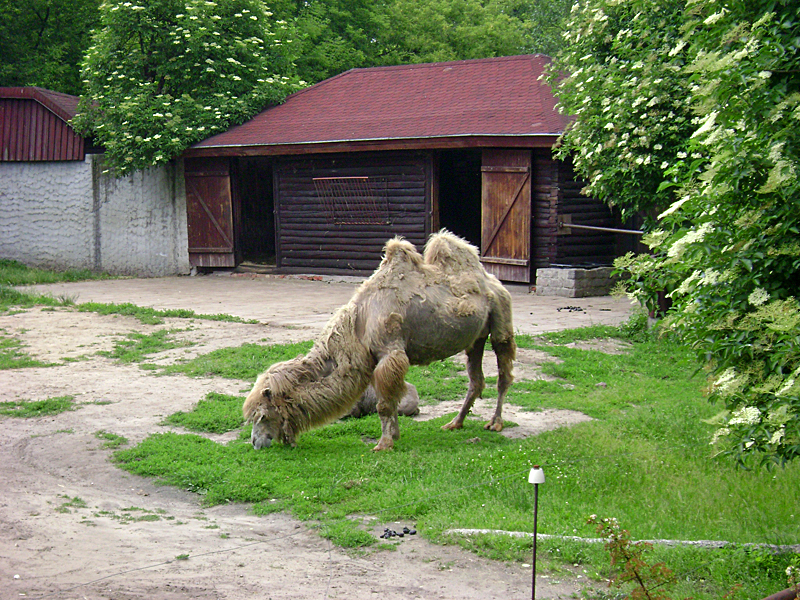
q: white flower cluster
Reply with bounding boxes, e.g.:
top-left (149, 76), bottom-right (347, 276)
top-left (728, 406), bottom-right (761, 426)
top-left (748, 288), bottom-right (770, 306)
top-left (667, 223), bottom-right (713, 259)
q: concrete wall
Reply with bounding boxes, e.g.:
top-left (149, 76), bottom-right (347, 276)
top-left (0, 155), bottom-right (190, 277)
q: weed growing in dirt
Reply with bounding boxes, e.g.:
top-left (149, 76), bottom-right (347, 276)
top-left (0, 334), bottom-right (54, 369)
top-left (56, 495), bottom-right (88, 513)
top-left (95, 430), bottom-right (129, 449)
top-left (99, 329), bottom-right (193, 363)
top-left (0, 396), bottom-right (76, 417)
top-left (108, 323), bottom-right (800, 599)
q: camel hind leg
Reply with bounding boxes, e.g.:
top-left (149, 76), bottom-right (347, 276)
top-left (372, 347), bottom-right (410, 451)
top-left (484, 337), bottom-right (515, 432)
top-left (442, 337), bottom-right (487, 431)
top-left (484, 283), bottom-right (516, 432)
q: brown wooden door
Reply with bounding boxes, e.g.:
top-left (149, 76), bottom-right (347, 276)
top-left (185, 157), bottom-right (235, 268)
top-left (480, 149), bottom-right (532, 282)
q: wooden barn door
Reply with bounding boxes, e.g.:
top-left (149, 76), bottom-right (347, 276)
top-left (185, 157), bottom-right (235, 268)
top-left (480, 149), bottom-right (532, 282)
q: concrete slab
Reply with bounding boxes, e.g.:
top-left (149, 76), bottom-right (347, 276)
top-left (21, 273), bottom-right (634, 337)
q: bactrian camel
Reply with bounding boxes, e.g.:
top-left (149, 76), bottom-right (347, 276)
top-left (243, 230), bottom-right (516, 451)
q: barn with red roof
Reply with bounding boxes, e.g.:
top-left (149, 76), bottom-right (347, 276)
top-left (183, 54), bottom-right (627, 283)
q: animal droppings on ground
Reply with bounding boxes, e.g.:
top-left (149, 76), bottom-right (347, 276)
top-left (556, 305), bottom-right (585, 312)
top-left (380, 526), bottom-right (416, 539)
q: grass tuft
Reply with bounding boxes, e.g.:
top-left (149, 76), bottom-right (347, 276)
top-left (0, 396), bottom-right (76, 417)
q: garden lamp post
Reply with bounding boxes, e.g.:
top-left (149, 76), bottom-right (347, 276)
top-left (528, 465), bottom-right (545, 600)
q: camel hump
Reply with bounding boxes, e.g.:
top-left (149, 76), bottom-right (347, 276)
top-left (381, 236), bottom-right (424, 269)
top-left (424, 229), bottom-right (482, 271)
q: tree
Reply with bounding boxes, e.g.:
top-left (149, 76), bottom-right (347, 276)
top-left (0, 0), bottom-right (101, 95)
top-left (550, 0), bottom-right (800, 466)
top-left (282, 0), bottom-right (382, 83)
top-left (546, 0), bottom-right (694, 222)
top-left (73, 0), bottom-right (304, 175)
top-left (375, 0), bottom-right (569, 67)
top-left (273, 0), bottom-right (572, 84)
top-left (648, 0), bottom-right (800, 467)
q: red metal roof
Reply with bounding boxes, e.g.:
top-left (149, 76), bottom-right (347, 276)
top-left (189, 54), bottom-right (568, 155)
top-left (0, 87), bottom-right (85, 161)
top-left (0, 87), bottom-right (80, 122)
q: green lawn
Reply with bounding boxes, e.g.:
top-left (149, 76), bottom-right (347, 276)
top-left (1, 261), bottom-right (796, 598)
top-left (108, 322), bottom-right (799, 600)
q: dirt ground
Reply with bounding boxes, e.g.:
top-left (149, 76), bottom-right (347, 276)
top-left (1, 276), bottom-right (631, 599)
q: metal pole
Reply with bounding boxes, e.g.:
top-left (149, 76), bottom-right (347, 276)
top-left (532, 482), bottom-right (539, 600)
top-left (528, 466), bottom-right (544, 600)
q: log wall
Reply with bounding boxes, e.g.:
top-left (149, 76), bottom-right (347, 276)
top-left (554, 159), bottom-right (618, 266)
top-left (275, 152), bottom-right (431, 273)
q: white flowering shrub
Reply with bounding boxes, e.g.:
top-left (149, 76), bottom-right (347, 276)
top-left (553, 0), bottom-right (800, 466)
top-left (546, 0), bottom-right (694, 221)
top-left (73, 0), bottom-right (305, 175)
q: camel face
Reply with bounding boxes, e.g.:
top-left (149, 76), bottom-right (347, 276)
top-left (243, 373), bottom-right (289, 449)
top-left (251, 414), bottom-right (278, 449)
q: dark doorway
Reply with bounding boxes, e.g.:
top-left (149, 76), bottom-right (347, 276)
top-left (437, 149), bottom-right (481, 248)
top-left (234, 157), bottom-right (275, 266)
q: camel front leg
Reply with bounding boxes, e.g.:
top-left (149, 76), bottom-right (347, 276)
top-left (442, 338), bottom-right (486, 431)
top-left (372, 348), bottom-right (409, 451)
top-left (485, 337), bottom-right (515, 432)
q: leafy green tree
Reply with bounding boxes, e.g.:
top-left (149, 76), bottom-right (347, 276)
top-left (275, 0), bottom-right (572, 83)
top-left (376, 0), bottom-right (564, 66)
top-left (553, 0), bottom-right (800, 466)
top-left (286, 0), bottom-right (381, 83)
top-left (649, 1), bottom-right (800, 467)
top-left (0, 0), bottom-right (101, 94)
top-left (73, 0), bottom-right (304, 175)
top-left (546, 0), bottom-right (694, 221)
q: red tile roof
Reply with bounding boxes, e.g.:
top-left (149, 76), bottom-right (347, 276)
top-left (190, 54), bottom-right (568, 154)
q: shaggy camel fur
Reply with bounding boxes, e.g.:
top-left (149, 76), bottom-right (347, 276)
top-left (243, 230), bottom-right (516, 451)
top-left (347, 382), bottom-right (419, 419)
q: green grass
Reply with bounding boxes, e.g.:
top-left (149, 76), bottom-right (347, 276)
top-left (163, 392), bottom-right (244, 433)
top-left (0, 396), bottom-right (76, 417)
top-left (99, 329), bottom-right (192, 363)
top-left (0, 334), bottom-right (53, 369)
top-left (95, 430), bottom-right (129, 449)
top-left (0, 260), bottom-right (256, 325)
top-left (76, 302), bottom-right (256, 325)
top-left (160, 341), bottom-right (314, 380)
top-left (110, 323), bottom-right (799, 599)
top-left (0, 259), bottom-right (113, 286)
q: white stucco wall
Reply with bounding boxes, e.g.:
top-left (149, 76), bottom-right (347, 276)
top-left (0, 155), bottom-right (190, 276)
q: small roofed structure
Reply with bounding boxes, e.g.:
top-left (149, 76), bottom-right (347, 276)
top-left (184, 55), bottom-right (628, 283)
top-left (0, 87), bottom-right (86, 162)
top-left (1, 87), bottom-right (189, 277)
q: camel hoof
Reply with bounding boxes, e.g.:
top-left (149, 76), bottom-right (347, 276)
top-left (372, 439), bottom-right (394, 451)
top-left (441, 420), bottom-right (463, 431)
top-left (484, 419), bottom-right (503, 432)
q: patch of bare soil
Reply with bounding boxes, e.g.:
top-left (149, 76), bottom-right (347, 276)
top-left (0, 308), bottom-right (592, 600)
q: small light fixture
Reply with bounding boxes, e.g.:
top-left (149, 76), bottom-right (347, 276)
top-left (528, 465), bottom-right (545, 485)
top-left (528, 465), bottom-right (545, 600)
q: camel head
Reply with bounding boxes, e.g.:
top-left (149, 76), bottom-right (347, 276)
top-left (243, 371), bottom-right (297, 449)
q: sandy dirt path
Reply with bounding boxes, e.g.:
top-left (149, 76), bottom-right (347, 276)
top-left (1, 276), bottom-right (630, 599)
